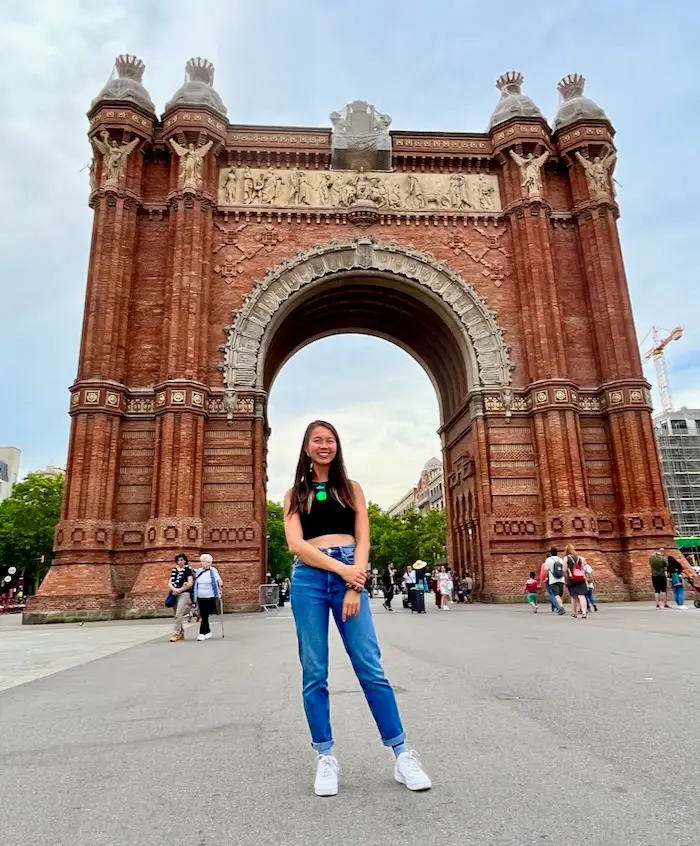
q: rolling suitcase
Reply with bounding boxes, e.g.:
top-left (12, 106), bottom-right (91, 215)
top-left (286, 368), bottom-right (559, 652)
top-left (410, 586), bottom-right (426, 614)
top-left (402, 593), bottom-right (410, 609)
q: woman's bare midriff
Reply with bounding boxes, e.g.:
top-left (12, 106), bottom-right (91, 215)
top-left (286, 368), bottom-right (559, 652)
top-left (308, 534), bottom-right (356, 549)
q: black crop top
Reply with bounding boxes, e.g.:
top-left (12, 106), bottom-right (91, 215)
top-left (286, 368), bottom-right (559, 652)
top-left (300, 489), bottom-right (356, 540)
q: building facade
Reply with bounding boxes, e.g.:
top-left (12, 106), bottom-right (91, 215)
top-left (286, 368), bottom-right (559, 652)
top-left (653, 409), bottom-right (700, 538)
top-left (0, 447), bottom-right (21, 502)
top-left (389, 458), bottom-right (445, 517)
top-left (26, 58), bottom-right (673, 621)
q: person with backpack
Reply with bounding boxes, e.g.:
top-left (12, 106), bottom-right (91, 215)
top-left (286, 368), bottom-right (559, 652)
top-left (565, 544), bottom-right (588, 619)
top-left (544, 547), bottom-right (567, 615)
top-left (666, 555), bottom-right (686, 609)
top-left (524, 571), bottom-right (539, 612)
top-left (193, 553), bottom-right (223, 640)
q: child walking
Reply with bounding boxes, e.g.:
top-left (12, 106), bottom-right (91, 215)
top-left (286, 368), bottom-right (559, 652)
top-left (525, 571), bottom-right (539, 612)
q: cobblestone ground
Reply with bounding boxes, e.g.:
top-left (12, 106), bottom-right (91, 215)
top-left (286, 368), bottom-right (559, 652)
top-left (1, 601), bottom-right (698, 846)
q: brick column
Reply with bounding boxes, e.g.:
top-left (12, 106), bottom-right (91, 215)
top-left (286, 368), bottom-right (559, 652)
top-left (560, 130), bottom-right (674, 594)
top-left (26, 114), bottom-right (152, 623)
top-left (126, 125), bottom-right (219, 614)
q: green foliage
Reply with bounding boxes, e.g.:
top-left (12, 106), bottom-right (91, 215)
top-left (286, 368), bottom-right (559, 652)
top-left (367, 502), bottom-right (446, 572)
top-left (0, 472), bottom-right (64, 593)
top-left (267, 500), bottom-right (293, 579)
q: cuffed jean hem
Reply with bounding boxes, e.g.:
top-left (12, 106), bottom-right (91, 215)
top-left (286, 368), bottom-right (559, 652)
top-left (312, 739), bottom-right (335, 753)
top-left (382, 731), bottom-right (407, 748)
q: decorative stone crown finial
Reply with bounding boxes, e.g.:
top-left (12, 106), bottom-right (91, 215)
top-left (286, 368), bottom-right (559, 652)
top-left (186, 57), bottom-right (215, 86)
top-left (558, 73), bottom-right (586, 101)
top-left (488, 71), bottom-right (544, 130)
top-left (553, 73), bottom-right (608, 131)
top-left (115, 54), bottom-right (145, 82)
top-left (91, 54), bottom-right (155, 114)
top-left (164, 56), bottom-right (227, 117)
top-left (496, 71), bottom-right (524, 97)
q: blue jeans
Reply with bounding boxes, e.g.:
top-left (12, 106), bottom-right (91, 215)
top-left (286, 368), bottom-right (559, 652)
top-left (290, 545), bottom-right (406, 753)
top-left (672, 584), bottom-right (685, 606)
top-left (545, 582), bottom-right (557, 611)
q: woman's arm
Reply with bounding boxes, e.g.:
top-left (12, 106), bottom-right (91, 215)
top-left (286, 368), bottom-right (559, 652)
top-left (351, 481), bottom-right (370, 571)
top-left (283, 491), bottom-right (365, 586)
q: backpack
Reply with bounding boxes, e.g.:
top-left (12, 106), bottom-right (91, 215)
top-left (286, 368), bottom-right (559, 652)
top-left (569, 556), bottom-right (586, 583)
top-left (550, 557), bottom-right (564, 579)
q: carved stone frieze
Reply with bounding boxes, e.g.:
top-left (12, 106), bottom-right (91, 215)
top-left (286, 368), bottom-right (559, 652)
top-left (222, 238), bottom-right (512, 392)
top-left (218, 167), bottom-right (501, 212)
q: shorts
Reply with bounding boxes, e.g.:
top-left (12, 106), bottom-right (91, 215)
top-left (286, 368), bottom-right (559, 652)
top-left (550, 582), bottom-right (564, 597)
top-left (527, 592), bottom-right (538, 604)
top-left (651, 574), bottom-right (667, 593)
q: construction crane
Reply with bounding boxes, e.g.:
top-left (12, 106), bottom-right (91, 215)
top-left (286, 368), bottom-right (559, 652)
top-left (642, 326), bottom-right (683, 413)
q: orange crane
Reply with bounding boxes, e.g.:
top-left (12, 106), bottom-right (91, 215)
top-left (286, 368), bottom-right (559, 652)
top-left (642, 326), bottom-right (683, 413)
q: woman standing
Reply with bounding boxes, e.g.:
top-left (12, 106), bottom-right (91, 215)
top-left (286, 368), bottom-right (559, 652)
top-left (437, 565), bottom-right (452, 611)
top-left (193, 553), bottom-right (223, 641)
top-left (169, 554), bottom-right (194, 643)
top-left (565, 544), bottom-right (588, 619)
top-left (284, 421), bottom-right (431, 797)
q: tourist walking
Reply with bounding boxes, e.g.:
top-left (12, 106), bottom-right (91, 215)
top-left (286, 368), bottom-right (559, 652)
top-left (584, 561), bottom-right (598, 612)
top-left (544, 547), bottom-right (567, 615)
top-left (667, 555), bottom-right (686, 609)
top-left (525, 571), bottom-right (539, 612)
top-left (539, 558), bottom-right (557, 611)
top-left (283, 420), bottom-right (431, 796)
top-left (193, 553), bottom-right (223, 640)
top-left (464, 571), bottom-right (474, 603)
top-left (169, 553), bottom-right (194, 642)
top-left (403, 564), bottom-right (417, 610)
top-left (649, 548), bottom-right (670, 608)
top-left (437, 565), bottom-right (452, 611)
top-left (565, 544), bottom-right (588, 619)
top-left (381, 565), bottom-right (395, 610)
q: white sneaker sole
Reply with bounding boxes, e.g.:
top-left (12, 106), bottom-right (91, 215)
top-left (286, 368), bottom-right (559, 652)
top-left (314, 784), bottom-right (338, 797)
top-left (395, 773), bottom-right (432, 791)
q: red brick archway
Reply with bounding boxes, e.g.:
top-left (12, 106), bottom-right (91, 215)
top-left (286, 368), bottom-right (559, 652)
top-left (25, 66), bottom-right (674, 622)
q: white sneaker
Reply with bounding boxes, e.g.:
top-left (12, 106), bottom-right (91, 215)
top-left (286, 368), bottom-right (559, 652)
top-left (203, 632), bottom-right (212, 639)
top-left (394, 750), bottom-right (432, 791)
top-left (196, 634), bottom-right (206, 641)
top-left (314, 754), bottom-right (339, 796)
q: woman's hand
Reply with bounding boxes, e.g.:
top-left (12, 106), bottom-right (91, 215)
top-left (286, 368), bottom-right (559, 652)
top-left (341, 562), bottom-right (367, 588)
top-left (342, 590), bottom-right (361, 622)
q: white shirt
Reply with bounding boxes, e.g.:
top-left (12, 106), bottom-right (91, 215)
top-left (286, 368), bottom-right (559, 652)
top-left (194, 567), bottom-right (221, 599)
top-left (403, 570), bottom-right (417, 586)
top-left (545, 555), bottom-right (566, 585)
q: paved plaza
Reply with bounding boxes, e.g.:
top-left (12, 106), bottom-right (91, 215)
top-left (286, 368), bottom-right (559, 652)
top-left (1, 600), bottom-right (698, 846)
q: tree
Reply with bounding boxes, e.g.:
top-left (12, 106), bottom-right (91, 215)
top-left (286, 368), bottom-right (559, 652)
top-left (267, 500), bottom-right (293, 579)
top-left (0, 472), bottom-right (64, 593)
top-left (418, 509), bottom-right (447, 564)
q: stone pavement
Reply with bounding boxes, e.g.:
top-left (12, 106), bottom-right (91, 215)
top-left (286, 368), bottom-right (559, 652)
top-left (0, 600), bottom-right (698, 846)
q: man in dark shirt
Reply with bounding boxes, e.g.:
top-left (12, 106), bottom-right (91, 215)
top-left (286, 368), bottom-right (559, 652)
top-left (169, 554), bottom-right (194, 641)
top-left (649, 548), bottom-right (669, 609)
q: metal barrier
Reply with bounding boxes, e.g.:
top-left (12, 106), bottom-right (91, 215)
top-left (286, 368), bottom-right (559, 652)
top-left (259, 583), bottom-right (279, 610)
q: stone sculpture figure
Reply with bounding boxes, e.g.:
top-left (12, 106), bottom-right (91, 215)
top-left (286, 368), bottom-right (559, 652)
top-left (509, 149), bottom-right (550, 197)
top-left (242, 167), bottom-right (255, 204)
top-left (477, 174), bottom-right (496, 210)
top-left (575, 148), bottom-right (616, 197)
top-left (88, 157), bottom-right (97, 193)
top-left (405, 174), bottom-right (425, 209)
top-left (449, 174), bottom-right (470, 209)
top-left (170, 139), bottom-right (213, 189)
top-left (93, 131), bottom-right (139, 184)
top-left (261, 168), bottom-right (283, 205)
top-left (222, 168), bottom-right (237, 205)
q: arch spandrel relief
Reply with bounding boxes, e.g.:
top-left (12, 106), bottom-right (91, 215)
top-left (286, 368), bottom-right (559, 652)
top-left (217, 167), bottom-right (501, 212)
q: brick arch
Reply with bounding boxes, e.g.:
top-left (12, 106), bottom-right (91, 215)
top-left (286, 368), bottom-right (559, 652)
top-left (222, 238), bottom-right (512, 421)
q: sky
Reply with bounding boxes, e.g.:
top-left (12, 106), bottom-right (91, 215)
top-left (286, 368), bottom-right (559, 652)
top-left (1, 0), bottom-right (699, 508)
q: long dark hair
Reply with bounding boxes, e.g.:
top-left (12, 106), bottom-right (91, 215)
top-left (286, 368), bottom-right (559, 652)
top-left (287, 420), bottom-right (355, 516)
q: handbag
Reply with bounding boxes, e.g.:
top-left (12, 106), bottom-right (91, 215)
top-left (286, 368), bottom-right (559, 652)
top-left (164, 591), bottom-right (178, 608)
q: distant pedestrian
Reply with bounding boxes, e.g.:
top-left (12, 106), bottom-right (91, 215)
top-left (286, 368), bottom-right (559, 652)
top-left (544, 547), bottom-right (567, 615)
top-left (381, 565), bottom-right (395, 611)
top-left (403, 564), bottom-right (417, 609)
top-left (649, 548), bottom-right (670, 608)
top-left (565, 544), bottom-right (588, 619)
top-left (667, 555), bottom-right (686, 609)
top-left (584, 561), bottom-right (598, 612)
top-left (539, 558), bottom-right (557, 612)
top-left (525, 571), bottom-right (539, 612)
top-left (169, 553), bottom-right (194, 642)
top-left (437, 565), bottom-right (452, 611)
top-left (193, 553), bottom-right (223, 641)
top-left (464, 572), bottom-right (473, 603)
top-left (431, 568), bottom-right (441, 607)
